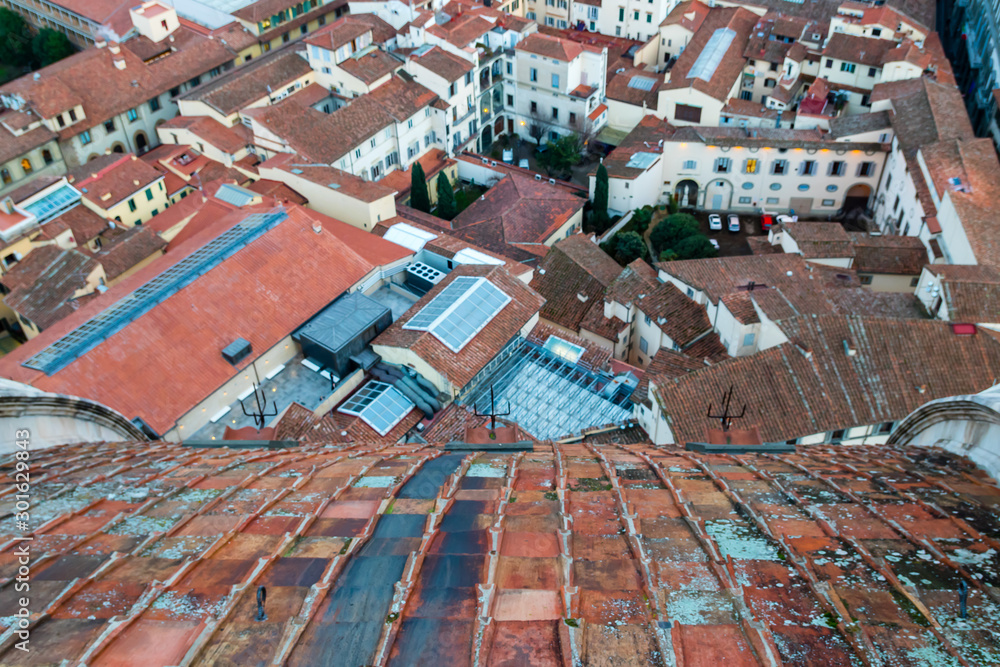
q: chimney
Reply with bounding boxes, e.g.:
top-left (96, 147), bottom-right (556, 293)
top-left (109, 43), bottom-right (121, 55)
top-left (312, 222), bottom-right (322, 234)
top-left (95, 40), bottom-right (107, 49)
top-left (114, 56), bottom-right (127, 70)
top-left (0, 197), bottom-right (14, 214)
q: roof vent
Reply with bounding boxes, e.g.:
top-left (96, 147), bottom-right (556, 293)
top-left (312, 222), bottom-right (322, 234)
top-left (482, 157), bottom-right (489, 164)
top-left (33, 73), bottom-right (40, 81)
top-left (222, 338), bottom-right (252, 366)
top-left (538, 268), bottom-right (546, 275)
top-left (534, 174), bottom-right (541, 180)
top-left (842, 339), bottom-right (856, 356)
top-left (0, 197), bottom-right (14, 214)
top-left (548, 178), bottom-right (555, 184)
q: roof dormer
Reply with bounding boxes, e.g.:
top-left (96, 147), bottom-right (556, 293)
top-left (130, 1), bottom-right (180, 43)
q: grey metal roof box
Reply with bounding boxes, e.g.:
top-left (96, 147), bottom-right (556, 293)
top-left (294, 292), bottom-right (392, 378)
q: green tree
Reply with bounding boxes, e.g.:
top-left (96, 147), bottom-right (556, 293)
top-left (592, 163), bottom-right (609, 228)
top-left (31, 28), bottom-right (74, 67)
top-left (537, 133), bottom-right (582, 177)
top-left (667, 195), bottom-right (679, 215)
top-left (613, 231), bottom-right (647, 266)
top-left (631, 206), bottom-right (654, 236)
top-left (436, 171), bottom-right (457, 220)
top-left (409, 162), bottom-right (430, 213)
top-left (674, 234), bottom-right (718, 260)
top-left (650, 213), bottom-right (700, 255)
top-left (0, 8), bottom-right (33, 68)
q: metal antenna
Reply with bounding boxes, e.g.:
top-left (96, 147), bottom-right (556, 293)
top-left (959, 579), bottom-right (968, 620)
top-left (706, 385), bottom-right (746, 432)
top-left (256, 585), bottom-right (267, 621)
top-left (473, 385), bottom-right (510, 432)
top-left (240, 364), bottom-right (277, 429)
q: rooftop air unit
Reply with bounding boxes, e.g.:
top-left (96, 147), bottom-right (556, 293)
top-left (406, 261), bottom-right (445, 294)
top-left (222, 338), bottom-right (252, 365)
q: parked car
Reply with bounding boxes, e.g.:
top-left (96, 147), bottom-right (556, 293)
top-left (518, 158), bottom-right (529, 169)
top-left (760, 214), bottom-right (774, 232)
top-left (727, 214), bottom-right (740, 232)
top-left (776, 214), bottom-right (796, 224)
top-left (502, 148), bottom-right (513, 163)
top-left (708, 213), bottom-right (723, 231)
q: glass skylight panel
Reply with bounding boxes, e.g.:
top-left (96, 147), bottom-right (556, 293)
top-left (689, 28), bottom-right (736, 82)
top-left (23, 185), bottom-right (81, 224)
top-left (403, 277), bottom-right (510, 352)
top-left (543, 335), bottom-right (585, 363)
top-left (627, 76), bottom-right (657, 91)
top-left (338, 381), bottom-right (414, 435)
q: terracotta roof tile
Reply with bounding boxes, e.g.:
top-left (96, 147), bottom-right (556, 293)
top-left (928, 264), bottom-right (1000, 322)
top-left (0, 114), bottom-right (57, 164)
top-left (82, 225), bottom-right (167, 280)
top-left (411, 46), bottom-right (473, 83)
top-left (178, 48), bottom-right (313, 116)
top-left (778, 222), bottom-right (854, 259)
top-left (339, 48), bottom-right (403, 84)
top-left (0, 204), bottom-right (413, 434)
top-left (606, 68), bottom-right (660, 110)
top-left (258, 152), bottom-right (396, 203)
top-left (372, 264), bottom-right (545, 390)
top-left (530, 236), bottom-right (622, 331)
top-left (822, 33), bottom-right (896, 66)
top-left (516, 33), bottom-right (585, 61)
top-left (159, 116), bottom-right (249, 155)
top-left (1, 245), bottom-right (100, 329)
top-left (68, 154), bottom-right (165, 211)
top-left (653, 315), bottom-right (1000, 442)
top-left (846, 232), bottom-right (927, 275)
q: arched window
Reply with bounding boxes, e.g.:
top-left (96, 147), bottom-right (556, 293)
top-left (42, 149), bottom-right (53, 165)
top-left (0, 169), bottom-right (10, 185)
top-left (20, 158), bottom-right (32, 175)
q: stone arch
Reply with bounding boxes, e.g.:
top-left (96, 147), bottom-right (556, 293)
top-left (134, 131), bottom-right (149, 154)
top-left (704, 178), bottom-right (734, 211)
top-left (674, 179), bottom-right (699, 209)
top-left (844, 183), bottom-right (872, 211)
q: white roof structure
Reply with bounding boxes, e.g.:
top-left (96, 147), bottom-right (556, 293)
top-left (403, 276), bottom-right (510, 352)
top-left (338, 380), bottom-right (415, 435)
top-left (384, 223), bottom-right (438, 252)
top-left (689, 28), bottom-right (736, 82)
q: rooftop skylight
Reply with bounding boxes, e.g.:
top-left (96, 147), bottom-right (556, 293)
top-left (403, 276), bottom-right (510, 352)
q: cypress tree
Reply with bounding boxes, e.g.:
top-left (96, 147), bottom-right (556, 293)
top-left (436, 171), bottom-right (457, 220)
top-left (592, 163), bottom-right (610, 231)
top-left (410, 162), bottom-right (430, 213)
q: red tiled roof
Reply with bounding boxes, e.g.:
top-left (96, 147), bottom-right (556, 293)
top-left (516, 33), bottom-right (584, 61)
top-left (1, 245), bottom-right (100, 330)
top-left (339, 48), bottom-right (402, 85)
top-left (846, 232), bottom-right (927, 275)
top-left (258, 152), bottom-right (397, 203)
top-left (660, 0), bottom-right (711, 29)
top-left (778, 222), bottom-right (854, 259)
top-left (82, 225), bottom-right (167, 280)
top-left (410, 46), bottom-right (472, 83)
top-left (0, 204), bottom-right (413, 435)
top-left (372, 264), bottom-right (545, 390)
top-left (530, 235), bottom-right (623, 331)
top-left (159, 116), bottom-right (249, 155)
top-left (654, 316), bottom-right (1000, 443)
top-left (68, 154), bottom-right (164, 211)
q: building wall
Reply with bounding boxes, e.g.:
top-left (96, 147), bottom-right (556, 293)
top-left (82, 177), bottom-right (169, 227)
top-left (165, 333), bottom-right (301, 441)
top-left (525, 0), bottom-right (573, 30)
top-left (511, 47), bottom-right (607, 141)
top-left (156, 126), bottom-right (249, 166)
top-left (107, 249), bottom-right (164, 287)
top-left (861, 272), bottom-right (919, 293)
top-left (257, 164), bottom-right (397, 231)
top-left (656, 24), bottom-right (696, 68)
top-left (655, 88), bottom-right (725, 127)
top-left (0, 139), bottom-right (66, 198)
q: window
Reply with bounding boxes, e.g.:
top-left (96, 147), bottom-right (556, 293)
top-left (744, 158), bottom-right (757, 174)
top-left (80, 130), bottom-right (92, 145)
top-left (549, 130), bottom-right (559, 141)
top-left (407, 119), bottom-right (413, 129)
top-left (871, 28), bottom-right (881, 37)
top-left (743, 333), bottom-right (755, 347)
top-left (20, 158), bottom-right (32, 175)
top-left (639, 337), bottom-right (648, 354)
top-left (530, 67), bottom-right (538, 82)
top-left (800, 160), bottom-right (816, 175)
top-left (465, 72), bottom-right (473, 85)
top-left (0, 169), bottom-right (10, 185)
top-left (858, 161), bottom-right (876, 177)
top-left (68, 109), bottom-right (77, 122)
top-left (318, 14), bottom-right (325, 25)
top-left (552, 73), bottom-right (559, 88)
top-left (821, 198), bottom-right (836, 206)
top-left (797, 184), bottom-right (809, 191)
top-left (682, 159), bottom-right (697, 170)
top-left (149, 96), bottom-right (161, 112)
top-left (674, 104), bottom-right (701, 123)
top-left (618, 7), bottom-right (624, 20)
top-left (385, 129), bottom-right (392, 139)
top-left (644, 315), bottom-right (652, 325)
top-left (507, 94), bottom-right (514, 106)
top-left (546, 16), bottom-right (554, 26)
top-left (569, 111), bottom-right (576, 125)
top-left (527, 11), bottom-right (536, 19)
top-left (616, 27), bottom-right (621, 36)
top-left (371, 162), bottom-right (382, 180)
top-left (831, 429), bottom-right (845, 442)
top-left (633, 10), bottom-right (639, 19)
top-left (859, 274), bottom-right (873, 285)
top-left (506, 62), bottom-right (513, 75)
top-left (282, 32), bottom-right (290, 43)
top-left (829, 161), bottom-right (845, 176)
top-left (764, 78), bottom-right (776, 88)
top-left (765, 196), bottom-right (779, 204)
top-left (42, 149), bottom-right (53, 165)
top-left (449, 82), bottom-right (457, 96)
top-left (104, 119), bottom-right (115, 133)
top-left (57, 115), bottom-right (65, 128)
top-left (769, 183), bottom-right (781, 191)
top-left (714, 157), bottom-right (731, 173)
top-left (128, 198), bottom-right (137, 212)
top-left (646, 13), bottom-right (652, 22)
top-left (825, 58), bottom-right (833, 68)
top-left (127, 108), bottom-right (139, 122)
top-left (552, 107), bottom-right (559, 120)
top-left (868, 67), bottom-right (877, 77)
top-left (354, 148), bottom-right (362, 159)
top-left (386, 151), bottom-right (399, 166)
top-left (771, 160), bottom-right (787, 175)
top-left (530, 101), bottom-right (538, 113)
top-left (739, 90), bottom-right (753, 101)
top-left (738, 196), bottom-right (751, 204)
top-left (145, 188), bottom-right (153, 201)
top-left (840, 63), bottom-right (856, 73)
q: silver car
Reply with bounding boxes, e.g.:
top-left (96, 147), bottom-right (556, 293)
top-left (728, 214), bottom-right (740, 232)
top-left (708, 213), bottom-right (722, 231)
